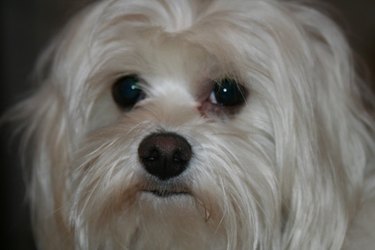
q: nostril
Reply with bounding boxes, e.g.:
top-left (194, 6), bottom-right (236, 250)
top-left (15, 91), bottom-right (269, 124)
top-left (142, 148), bottom-right (160, 161)
top-left (138, 132), bottom-right (192, 180)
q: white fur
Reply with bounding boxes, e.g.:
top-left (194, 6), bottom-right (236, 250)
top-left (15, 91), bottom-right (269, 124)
top-left (7, 0), bottom-right (375, 249)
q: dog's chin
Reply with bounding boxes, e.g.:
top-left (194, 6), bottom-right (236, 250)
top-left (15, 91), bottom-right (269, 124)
top-left (71, 172), bottom-right (224, 250)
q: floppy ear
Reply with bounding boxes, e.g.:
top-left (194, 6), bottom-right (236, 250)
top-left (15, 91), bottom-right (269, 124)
top-left (3, 50), bottom-right (72, 249)
top-left (288, 3), bottom-right (374, 198)
top-left (2, 2), bottom-right (118, 247)
top-left (1, 10), bottom-right (90, 248)
top-left (277, 3), bottom-right (375, 249)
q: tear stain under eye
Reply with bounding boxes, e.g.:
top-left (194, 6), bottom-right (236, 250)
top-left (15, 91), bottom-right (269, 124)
top-left (198, 101), bottom-right (246, 118)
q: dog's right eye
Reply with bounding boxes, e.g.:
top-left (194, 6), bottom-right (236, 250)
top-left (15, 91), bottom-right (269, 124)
top-left (112, 75), bottom-right (145, 109)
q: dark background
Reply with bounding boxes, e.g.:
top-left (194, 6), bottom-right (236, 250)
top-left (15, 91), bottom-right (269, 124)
top-left (1, 0), bottom-right (374, 249)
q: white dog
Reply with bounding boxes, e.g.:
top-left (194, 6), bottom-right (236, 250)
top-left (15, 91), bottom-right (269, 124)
top-left (8, 0), bottom-right (375, 249)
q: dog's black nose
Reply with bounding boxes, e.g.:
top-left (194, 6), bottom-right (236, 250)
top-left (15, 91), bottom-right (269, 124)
top-left (138, 132), bottom-right (192, 180)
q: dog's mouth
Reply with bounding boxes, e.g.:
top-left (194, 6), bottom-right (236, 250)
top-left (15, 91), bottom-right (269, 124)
top-left (141, 180), bottom-right (190, 198)
top-left (143, 189), bottom-right (190, 197)
top-left (139, 175), bottom-right (192, 198)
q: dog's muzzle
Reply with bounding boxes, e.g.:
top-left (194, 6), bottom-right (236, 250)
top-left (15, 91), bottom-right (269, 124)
top-left (138, 132), bottom-right (192, 181)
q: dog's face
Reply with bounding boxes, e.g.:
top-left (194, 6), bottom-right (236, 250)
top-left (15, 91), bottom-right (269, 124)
top-left (66, 5), bottom-right (275, 247)
top-left (14, 0), bottom-right (374, 249)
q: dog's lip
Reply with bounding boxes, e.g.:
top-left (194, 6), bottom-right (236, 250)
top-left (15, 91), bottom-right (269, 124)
top-left (143, 189), bottom-right (190, 197)
top-left (139, 176), bottom-right (191, 198)
top-left (141, 181), bottom-right (190, 198)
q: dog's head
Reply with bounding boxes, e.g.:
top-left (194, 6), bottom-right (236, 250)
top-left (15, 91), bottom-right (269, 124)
top-left (10, 0), bottom-right (374, 249)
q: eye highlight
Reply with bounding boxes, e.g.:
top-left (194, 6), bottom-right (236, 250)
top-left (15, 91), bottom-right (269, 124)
top-left (210, 78), bottom-right (247, 107)
top-left (112, 74), bottom-right (145, 109)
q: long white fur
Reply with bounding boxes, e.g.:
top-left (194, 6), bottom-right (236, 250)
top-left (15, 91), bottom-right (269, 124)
top-left (7, 0), bottom-right (375, 249)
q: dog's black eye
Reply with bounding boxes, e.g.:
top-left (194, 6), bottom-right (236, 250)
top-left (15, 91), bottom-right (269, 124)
top-left (210, 78), bottom-right (247, 106)
top-left (112, 75), bottom-right (145, 109)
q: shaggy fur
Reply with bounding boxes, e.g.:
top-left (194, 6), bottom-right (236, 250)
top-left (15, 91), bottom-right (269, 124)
top-left (6, 0), bottom-right (375, 249)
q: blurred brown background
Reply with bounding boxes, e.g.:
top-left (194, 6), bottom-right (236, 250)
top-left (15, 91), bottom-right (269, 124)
top-left (1, 0), bottom-right (374, 249)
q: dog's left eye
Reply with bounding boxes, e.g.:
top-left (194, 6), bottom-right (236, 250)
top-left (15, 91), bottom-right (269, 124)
top-left (112, 75), bottom-right (145, 109)
top-left (210, 78), bottom-right (247, 107)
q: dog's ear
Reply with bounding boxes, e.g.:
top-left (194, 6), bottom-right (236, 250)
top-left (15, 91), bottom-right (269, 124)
top-left (1, 66), bottom-right (72, 250)
top-left (0, 8), bottom-right (90, 249)
top-left (289, 3), bottom-right (374, 183)
top-left (277, 3), bottom-right (375, 249)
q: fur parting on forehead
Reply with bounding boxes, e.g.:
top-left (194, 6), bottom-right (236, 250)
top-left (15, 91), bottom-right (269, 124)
top-left (95, 0), bottom-right (216, 33)
top-left (86, 0), bottom-right (270, 65)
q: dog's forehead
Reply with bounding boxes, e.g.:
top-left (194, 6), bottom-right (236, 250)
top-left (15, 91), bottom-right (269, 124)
top-left (84, 0), bottom-right (257, 77)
